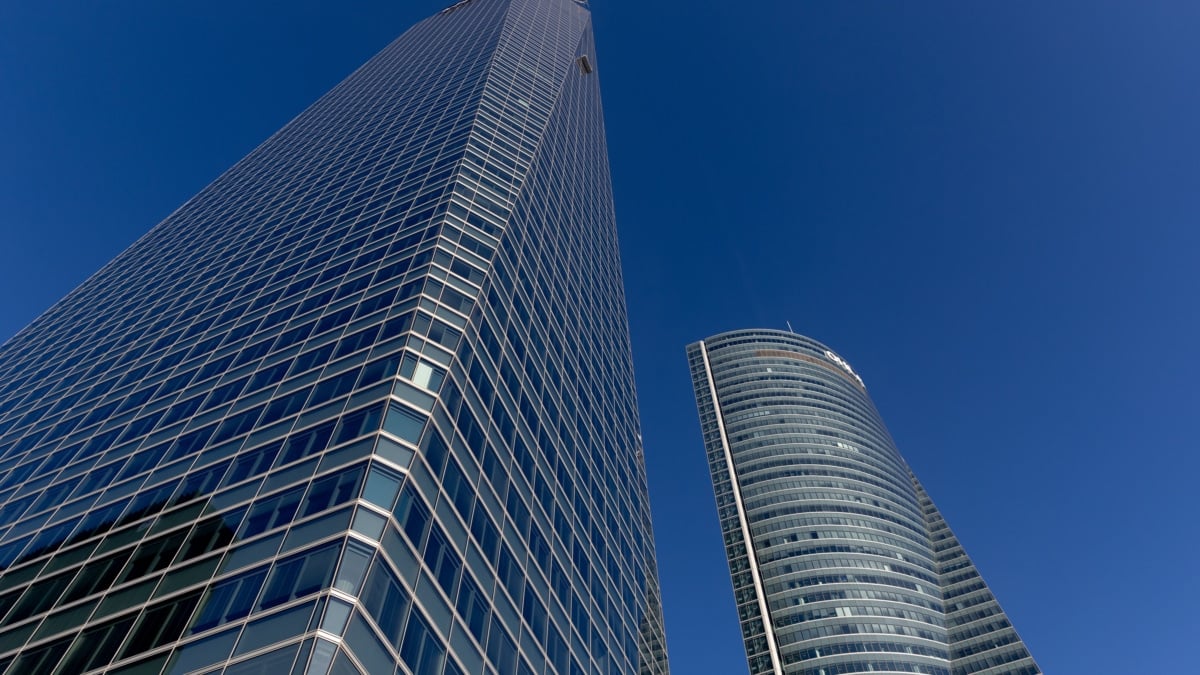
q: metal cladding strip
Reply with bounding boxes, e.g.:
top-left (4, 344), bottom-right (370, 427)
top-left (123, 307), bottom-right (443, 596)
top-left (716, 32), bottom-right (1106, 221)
top-left (698, 340), bottom-right (784, 675)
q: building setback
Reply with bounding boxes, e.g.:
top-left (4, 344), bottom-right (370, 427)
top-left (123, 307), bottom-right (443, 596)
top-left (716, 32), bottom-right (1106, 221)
top-left (0, 1), bottom-right (669, 673)
top-left (688, 329), bottom-right (1038, 675)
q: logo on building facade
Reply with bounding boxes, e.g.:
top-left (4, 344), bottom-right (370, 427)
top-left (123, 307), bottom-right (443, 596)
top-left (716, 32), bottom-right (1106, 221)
top-left (825, 350), bottom-right (865, 388)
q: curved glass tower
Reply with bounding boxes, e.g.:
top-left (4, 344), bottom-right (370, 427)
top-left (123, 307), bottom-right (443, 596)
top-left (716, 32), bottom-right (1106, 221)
top-left (688, 329), bottom-right (1038, 675)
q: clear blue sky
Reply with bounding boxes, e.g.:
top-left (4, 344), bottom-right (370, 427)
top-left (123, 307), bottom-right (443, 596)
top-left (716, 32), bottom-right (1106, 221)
top-left (2, 1), bottom-right (1198, 672)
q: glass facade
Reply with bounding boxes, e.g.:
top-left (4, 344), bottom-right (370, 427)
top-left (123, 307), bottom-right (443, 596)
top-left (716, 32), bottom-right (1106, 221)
top-left (0, 1), bottom-right (669, 673)
top-left (688, 329), bottom-right (1037, 675)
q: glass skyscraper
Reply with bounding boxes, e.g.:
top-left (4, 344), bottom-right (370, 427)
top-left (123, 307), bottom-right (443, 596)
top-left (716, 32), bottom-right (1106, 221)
top-left (0, 1), bottom-right (669, 673)
top-left (688, 329), bottom-right (1038, 675)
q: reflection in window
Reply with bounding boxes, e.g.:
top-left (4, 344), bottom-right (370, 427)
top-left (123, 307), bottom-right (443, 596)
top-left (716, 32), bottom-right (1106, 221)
top-left (384, 403), bottom-right (425, 444)
top-left (399, 609), bottom-right (445, 675)
top-left (120, 589), bottom-right (204, 660)
top-left (259, 542), bottom-right (340, 610)
top-left (362, 561), bottom-right (410, 646)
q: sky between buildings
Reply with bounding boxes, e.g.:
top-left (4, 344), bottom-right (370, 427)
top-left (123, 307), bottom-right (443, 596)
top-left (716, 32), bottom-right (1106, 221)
top-left (1, 1), bottom-right (1198, 672)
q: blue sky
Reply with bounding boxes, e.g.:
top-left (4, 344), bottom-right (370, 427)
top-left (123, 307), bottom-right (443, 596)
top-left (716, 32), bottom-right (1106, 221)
top-left (2, 1), bottom-right (1198, 672)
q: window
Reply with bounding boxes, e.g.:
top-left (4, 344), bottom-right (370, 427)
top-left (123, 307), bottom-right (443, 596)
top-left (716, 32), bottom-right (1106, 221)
top-left (192, 566), bottom-right (269, 633)
top-left (399, 609), bottom-right (445, 675)
top-left (281, 420), bottom-right (336, 465)
top-left (383, 403), bottom-right (425, 444)
top-left (302, 466), bottom-right (364, 518)
top-left (259, 543), bottom-right (339, 609)
top-left (242, 486), bottom-right (304, 538)
top-left (119, 590), bottom-right (203, 659)
top-left (362, 562), bottom-right (409, 643)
